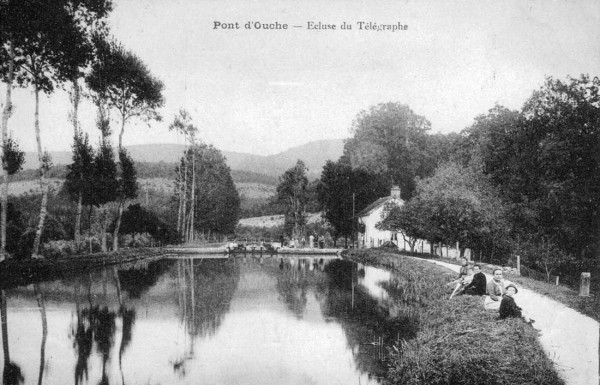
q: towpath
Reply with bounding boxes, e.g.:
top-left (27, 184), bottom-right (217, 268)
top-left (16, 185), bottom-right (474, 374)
top-left (424, 258), bottom-right (599, 385)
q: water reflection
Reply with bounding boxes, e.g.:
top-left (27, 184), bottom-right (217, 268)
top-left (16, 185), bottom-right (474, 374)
top-left (1, 255), bottom-right (417, 385)
top-left (2, 290), bottom-right (24, 385)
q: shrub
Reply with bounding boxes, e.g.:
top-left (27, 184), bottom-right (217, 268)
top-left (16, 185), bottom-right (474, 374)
top-left (41, 240), bottom-right (77, 259)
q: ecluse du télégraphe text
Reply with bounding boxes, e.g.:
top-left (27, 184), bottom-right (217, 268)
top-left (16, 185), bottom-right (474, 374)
top-left (213, 21), bottom-right (408, 32)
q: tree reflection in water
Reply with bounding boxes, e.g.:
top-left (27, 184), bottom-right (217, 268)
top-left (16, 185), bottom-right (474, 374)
top-left (2, 290), bottom-right (24, 385)
top-left (73, 306), bottom-right (94, 385)
top-left (33, 284), bottom-right (48, 385)
top-left (173, 258), bottom-right (240, 377)
top-left (94, 306), bottom-right (117, 385)
top-left (315, 260), bottom-right (419, 380)
top-left (118, 260), bottom-right (171, 300)
top-left (118, 306), bottom-right (136, 384)
top-left (69, 264), bottom-right (141, 385)
top-left (277, 257), bottom-right (310, 319)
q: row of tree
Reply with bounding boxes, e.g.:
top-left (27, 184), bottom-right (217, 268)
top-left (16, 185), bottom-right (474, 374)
top-left (0, 0), bottom-right (169, 258)
top-left (316, 75), bottom-right (599, 278)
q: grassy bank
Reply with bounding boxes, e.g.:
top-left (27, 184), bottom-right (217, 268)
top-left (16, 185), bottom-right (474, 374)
top-left (345, 249), bottom-right (564, 385)
top-left (0, 248), bottom-right (165, 289)
top-left (413, 251), bottom-right (600, 322)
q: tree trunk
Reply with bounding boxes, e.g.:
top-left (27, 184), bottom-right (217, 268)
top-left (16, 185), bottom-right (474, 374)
top-left (118, 115), bottom-right (125, 155)
top-left (32, 85), bottom-right (49, 258)
top-left (186, 208), bottom-right (193, 243)
top-left (1, 42), bottom-right (15, 261)
top-left (75, 193), bottom-right (82, 247)
top-left (189, 151), bottom-right (195, 242)
top-left (87, 205), bottom-right (93, 253)
top-left (113, 199), bottom-right (124, 251)
top-left (35, 284), bottom-right (47, 385)
top-left (99, 206), bottom-right (108, 253)
top-left (71, 82), bottom-right (83, 245)
top-left (176, 165), bottom-right (183, 234)
top-left (1, 290), bottom-right (9, 364)
top-left (113, 115), bottom-right (127, 251)
top-left (100, 225), bottom-right (107, 253)
top-left (181, 158), bottom-right (188, 241)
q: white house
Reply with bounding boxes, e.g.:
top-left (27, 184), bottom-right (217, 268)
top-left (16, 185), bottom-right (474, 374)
top-left (357, 186), bottom-right (473, 259)
top-left (358, 186), bottom-right (404, 248)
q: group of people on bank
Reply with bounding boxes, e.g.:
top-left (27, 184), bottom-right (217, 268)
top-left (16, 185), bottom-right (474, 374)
top-left (448, 257), bottom-right (534, 324)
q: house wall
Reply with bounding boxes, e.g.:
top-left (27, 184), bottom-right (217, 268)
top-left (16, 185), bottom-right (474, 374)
top-left (360, 202), bottom-right (401, 248)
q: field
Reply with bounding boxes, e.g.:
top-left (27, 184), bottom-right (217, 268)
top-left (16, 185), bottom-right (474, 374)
top-left (6, 178), bottom-right (274, 199)
top-left (238, 212), bottom-right (323, 228)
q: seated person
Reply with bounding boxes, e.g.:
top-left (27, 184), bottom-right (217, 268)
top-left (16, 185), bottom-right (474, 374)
top-left (499, 284), bottom-right (534, 323)
top-left (457, 257), bottom-right (469, 278)
top-left (462, 264), bottom-right (487, 295)
top-left (446, 257), bottom-right (470, 287)
top-left (449, 267), bottom-right (474, 299)
top-left (484, 268), bottom-right (505, 310)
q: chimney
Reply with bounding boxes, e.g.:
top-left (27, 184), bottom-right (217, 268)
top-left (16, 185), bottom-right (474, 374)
top-left (391, 185), bottom-right (401, 199)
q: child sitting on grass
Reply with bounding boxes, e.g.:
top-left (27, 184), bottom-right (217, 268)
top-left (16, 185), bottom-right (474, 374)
top-left (499, 283), bottom-right (534, 324)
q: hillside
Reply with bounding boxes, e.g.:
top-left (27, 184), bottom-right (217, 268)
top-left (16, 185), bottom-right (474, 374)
top-left (22, 138), bottom-right (346, 179)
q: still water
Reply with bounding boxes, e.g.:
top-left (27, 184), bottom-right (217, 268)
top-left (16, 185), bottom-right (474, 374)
top-left (0, 255), bottom-right (415, 385)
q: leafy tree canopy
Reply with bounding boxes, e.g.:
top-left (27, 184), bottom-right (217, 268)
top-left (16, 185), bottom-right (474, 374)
top-left (186, 144), bottom-right (241, 235)
top-left (343, 102), bottom-right (436, 199)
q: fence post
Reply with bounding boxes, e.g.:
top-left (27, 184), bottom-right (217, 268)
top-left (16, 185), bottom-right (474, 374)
top-left (516, 255), bottom-right (521, 276)
top-left (456, 241), bottom-right (460, 260)
top-left (579, 272), bottom-right (591, 297)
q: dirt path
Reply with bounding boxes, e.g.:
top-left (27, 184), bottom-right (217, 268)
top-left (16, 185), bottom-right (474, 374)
top-left (426, 259), bottom-right (599, 385)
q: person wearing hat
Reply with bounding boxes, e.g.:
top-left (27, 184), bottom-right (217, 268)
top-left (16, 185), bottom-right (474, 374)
top-left (499, 283), bottom-right (534, 323)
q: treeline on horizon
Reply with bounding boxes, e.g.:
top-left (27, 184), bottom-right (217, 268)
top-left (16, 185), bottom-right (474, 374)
top-left (9, 162), bottom-right (279, 185)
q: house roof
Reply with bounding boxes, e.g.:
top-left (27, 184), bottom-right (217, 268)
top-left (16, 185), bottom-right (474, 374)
top-left (357, 196), bottom-right (403, 217)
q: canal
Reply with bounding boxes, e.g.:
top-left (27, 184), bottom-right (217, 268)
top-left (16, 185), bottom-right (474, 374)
top-left (0, 255), bottom-right (418, 385)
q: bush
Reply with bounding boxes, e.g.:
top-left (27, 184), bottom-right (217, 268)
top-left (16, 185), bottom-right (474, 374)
top-left (122, 233), bottom-right (153, 248)
top-left (41, 240), bottom-right (77, 259)
top-left (114, 203), bottom-right (179, 245)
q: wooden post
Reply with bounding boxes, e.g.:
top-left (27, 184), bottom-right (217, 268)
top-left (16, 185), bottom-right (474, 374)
top-left (579, 272), bottom-right (591, 297)
top-left (516, 255), bottom-right (521, 276)
top-left (555, 276), bottom-right (559, 286)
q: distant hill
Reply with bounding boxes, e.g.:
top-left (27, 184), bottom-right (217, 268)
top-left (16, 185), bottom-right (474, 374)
top-left (22, 138), bottom-right (346, 179)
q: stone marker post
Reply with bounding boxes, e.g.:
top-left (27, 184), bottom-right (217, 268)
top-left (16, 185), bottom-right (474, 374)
top-left (579, 272), bottom-right (591, 297)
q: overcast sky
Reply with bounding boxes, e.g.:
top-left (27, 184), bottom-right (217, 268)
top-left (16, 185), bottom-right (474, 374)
top-left (4, 0), bottom-right (600, 155)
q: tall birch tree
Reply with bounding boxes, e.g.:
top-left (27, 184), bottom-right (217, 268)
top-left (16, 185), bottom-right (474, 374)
top-left (87, 38), bottom-right (164, 250)
top-left (169, 110), bottom-right (198, 242)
